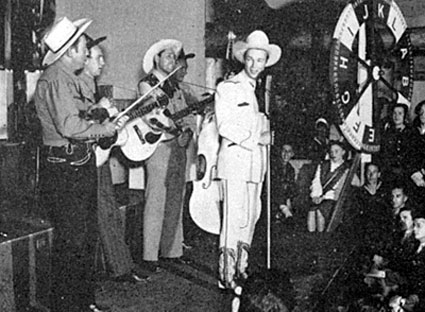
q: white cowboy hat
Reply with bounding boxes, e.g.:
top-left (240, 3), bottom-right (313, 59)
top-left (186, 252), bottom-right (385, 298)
top-left (315, 117), bottom-right (329, 129)
top-left (233, 30), bottom-right (281, 67)
top-left (42, 17), bottom-right (92, 66)
top-left (143, 39), bottom-right (183, 73)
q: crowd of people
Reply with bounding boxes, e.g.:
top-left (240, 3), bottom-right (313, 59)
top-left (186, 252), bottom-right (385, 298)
top-left (266, 88), bottom-right (425, 311)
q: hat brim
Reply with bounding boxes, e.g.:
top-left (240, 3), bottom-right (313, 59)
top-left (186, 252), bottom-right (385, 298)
top-left (42, 18), bottom-right (92, 67)
top-left (87, 36), bottom-right (107, 50)
top-left (143, 39), bottom-right (183, 74)
top-left (233, 41), bottom-right (281, 67)
top-left (182, 52), bottom-right (195, 60)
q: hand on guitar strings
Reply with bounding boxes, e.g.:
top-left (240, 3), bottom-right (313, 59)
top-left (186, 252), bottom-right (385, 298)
top-left (98, 97), bottom-right (119, 117)
top-left (114, 115), bottom-right (130, 131)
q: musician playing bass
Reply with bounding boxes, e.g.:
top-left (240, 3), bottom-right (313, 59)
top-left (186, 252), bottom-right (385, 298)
top-left (215, 30), bottom-right (281, 289)
top-left (130, 39), bottom-right (196, 273)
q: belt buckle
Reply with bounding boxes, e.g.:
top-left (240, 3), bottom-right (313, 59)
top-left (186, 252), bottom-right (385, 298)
top-left (70, 152), bottom-right (91, 166)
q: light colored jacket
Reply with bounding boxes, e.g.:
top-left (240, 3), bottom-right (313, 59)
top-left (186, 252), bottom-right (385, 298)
top-left (214, 70), bottom-right (267, 183)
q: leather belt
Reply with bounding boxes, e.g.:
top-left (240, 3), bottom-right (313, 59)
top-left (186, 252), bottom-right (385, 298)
top-left (42, 143), bottom-right (93, 166)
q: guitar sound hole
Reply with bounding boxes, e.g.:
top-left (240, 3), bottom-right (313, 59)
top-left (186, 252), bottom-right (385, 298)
top-left (145, 132), bottom-right (162, 144)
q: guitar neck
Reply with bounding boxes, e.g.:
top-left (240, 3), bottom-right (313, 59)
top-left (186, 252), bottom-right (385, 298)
top-left (125, 101), bottom-right (160, 121)
top-left (170, 96), bottom-right (214, 122)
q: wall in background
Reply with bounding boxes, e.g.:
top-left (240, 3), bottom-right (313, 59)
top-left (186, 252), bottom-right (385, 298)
top-left (57, 0), bottom-right (206, 97)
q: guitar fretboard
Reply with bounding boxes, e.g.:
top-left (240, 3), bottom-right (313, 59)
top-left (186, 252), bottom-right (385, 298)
top-left (170, 95), bottom-right (214, 121)
top-left (125, 96), bottom-right (168, 121)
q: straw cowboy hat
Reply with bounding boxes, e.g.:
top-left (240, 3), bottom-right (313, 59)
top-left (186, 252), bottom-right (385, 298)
top-left (42, 17), bottom-right (92, 66)
top-left (143, 39), bottom-right (183, 73)
top-left (233, 30), bottom-right (281, 67)
top-left (315, 117), bottom-right (329, 129)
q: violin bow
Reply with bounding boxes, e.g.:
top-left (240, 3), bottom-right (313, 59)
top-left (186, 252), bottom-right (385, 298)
top-left (112, 65), bottom-right (182, 123)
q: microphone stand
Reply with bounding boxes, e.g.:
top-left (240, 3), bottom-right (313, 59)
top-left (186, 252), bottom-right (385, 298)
top-left (265, 75), bottom-right (272, 269)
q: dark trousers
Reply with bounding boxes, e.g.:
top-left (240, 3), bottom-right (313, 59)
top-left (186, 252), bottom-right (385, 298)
top-left (39, 152), bottom-right (97, 312)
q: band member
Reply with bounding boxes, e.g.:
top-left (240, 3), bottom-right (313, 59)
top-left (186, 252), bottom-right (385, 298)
top-left (34, 17), bottom-right (126, 312)
top-left (135, 39), bottom-right (195, 272)
top-left (215, 30), bottom-right (281, 289)
top-left (173, 49), bottom-right (202, 248)
top-left (78, 35), bottom-right (146, 282)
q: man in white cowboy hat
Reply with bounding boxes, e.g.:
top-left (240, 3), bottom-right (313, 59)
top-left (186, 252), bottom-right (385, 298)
top-left (215, 30), bottom-right (281, 289)
top-left (34, 17), bottom-right (126, 312)
top-left (130, 39), bottom-right (195, 272)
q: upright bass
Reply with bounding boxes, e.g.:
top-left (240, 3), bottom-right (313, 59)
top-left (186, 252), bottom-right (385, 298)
top-left (189, 110), bottom-right (221, 235)
top-left (189, 31), bottom-right (237, 235)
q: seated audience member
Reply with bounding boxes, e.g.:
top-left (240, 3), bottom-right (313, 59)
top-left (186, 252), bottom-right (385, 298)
top-left (271, 144), bottom-right (298, 222)
top-left (352, 163), bottom-right (389, 249)
top-left (407, 100), bottom-right (425, 205)
top-left (237, 268), bottom-right (295, 312)
top-left (364, 204), bottom-right (417, 300)
top-left (353, 162), bottom-right (388, 221)
top-left (307, 118), bottom-right (329, 165)
top-left (379, 103), bottom-right (412, 186)
top-left (308, 141), bottom-right (350, 232)
top-left (386, 207), bottom-right (425, 312)
top-left (369, 183), bottom-right (413, 258)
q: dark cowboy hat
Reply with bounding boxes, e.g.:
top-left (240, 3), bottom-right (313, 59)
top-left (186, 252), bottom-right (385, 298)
top-left (177, 48), bottom-right (195, 60)
top-left (86, 35), bottom-right (107, 50)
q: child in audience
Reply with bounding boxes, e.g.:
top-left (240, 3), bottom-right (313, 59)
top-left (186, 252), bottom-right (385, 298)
top-left (272, 144), bottom-right (297, 222)
top-left (308, 141), bottom-right (350, 232)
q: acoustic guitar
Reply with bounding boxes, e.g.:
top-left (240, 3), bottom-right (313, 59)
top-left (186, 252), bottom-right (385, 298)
top-left (118, 94), bottom-right (214, 163)
top-left (95, 95), bottom-right (168, 167)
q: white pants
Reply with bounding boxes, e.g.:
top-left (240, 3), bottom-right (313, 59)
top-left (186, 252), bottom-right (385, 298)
top-left (220, 179), bottom-right (263, 250)
top-left (218, 179), bottom-right (263, 288)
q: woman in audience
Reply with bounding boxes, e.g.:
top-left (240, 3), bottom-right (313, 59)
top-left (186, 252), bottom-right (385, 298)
top-left (379, 103), bottom-right (412, 186)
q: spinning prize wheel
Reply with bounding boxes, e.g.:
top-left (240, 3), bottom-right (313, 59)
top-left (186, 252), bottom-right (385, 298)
top-left (329, 0), bottom-right (414, 153)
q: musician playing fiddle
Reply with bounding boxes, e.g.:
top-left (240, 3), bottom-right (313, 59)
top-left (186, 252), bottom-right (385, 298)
top-left (215, 30), bottom-right (281, 290)
top-left (130, 39), bottom-right (195, 273)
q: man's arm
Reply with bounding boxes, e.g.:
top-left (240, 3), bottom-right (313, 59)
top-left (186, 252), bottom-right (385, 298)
top-left (38, 78), bottom-right (116, 141)
top-left (214, 82), bottom-right (260, 150)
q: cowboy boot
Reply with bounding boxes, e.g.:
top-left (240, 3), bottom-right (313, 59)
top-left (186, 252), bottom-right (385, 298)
top-left (236, 241), bottom-right (250, 281)
top-left (218, 247), bottom-right (237, 289)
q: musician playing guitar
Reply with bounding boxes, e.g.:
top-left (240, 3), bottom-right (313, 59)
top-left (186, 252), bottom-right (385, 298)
top-left (130, 39), bottom-right (196, 273)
